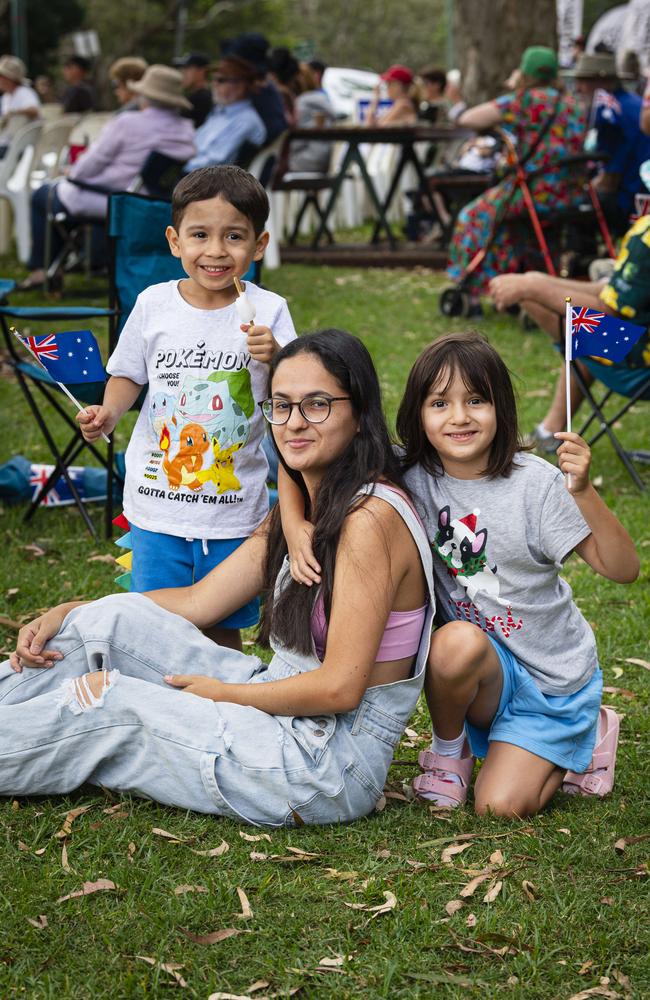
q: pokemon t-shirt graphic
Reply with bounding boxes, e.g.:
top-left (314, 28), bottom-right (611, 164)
top-left (105, 280), bottom-right (296, 540)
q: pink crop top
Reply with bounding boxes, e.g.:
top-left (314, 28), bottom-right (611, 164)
top-left (310, 596), bottom-right (427, 662)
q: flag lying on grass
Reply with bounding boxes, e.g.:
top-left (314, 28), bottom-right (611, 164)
top-left (18, 329), bottom-right (105, 382)
top-left (569, 307), bottom-right (646, 363)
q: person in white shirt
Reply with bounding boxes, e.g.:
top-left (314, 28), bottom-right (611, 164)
top-left (0, 54), bottom-right (40, 156)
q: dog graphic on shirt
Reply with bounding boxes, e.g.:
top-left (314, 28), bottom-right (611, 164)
top-left (434, 506), bottom-right (508, 610)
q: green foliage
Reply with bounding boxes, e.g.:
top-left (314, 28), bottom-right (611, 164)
top-left (0, 0), bottom-right (85, 76)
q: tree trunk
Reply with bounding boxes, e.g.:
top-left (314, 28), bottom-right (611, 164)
top-left (454, 0), bottom-right (558, 104)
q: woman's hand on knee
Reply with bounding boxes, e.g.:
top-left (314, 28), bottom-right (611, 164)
top-left (10, 604), bottom-right (74, 672)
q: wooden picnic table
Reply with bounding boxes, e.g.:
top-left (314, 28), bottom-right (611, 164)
top-left (280, 124), bottom-right (472, 250)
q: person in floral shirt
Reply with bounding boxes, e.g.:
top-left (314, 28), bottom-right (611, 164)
top-left (446, 47), bottom-right (587, 307)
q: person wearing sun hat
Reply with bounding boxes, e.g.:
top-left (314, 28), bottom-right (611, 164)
top-left (570, 50), bottom-right (650, 233)
top-left (0, 54), bottom-right (40, 156)
top-left (367, 63), bottom-right (417, 126)
top-left (18, 65), bottom-right (196, 290)
top-left (444, 44), bottom-right (586, 310)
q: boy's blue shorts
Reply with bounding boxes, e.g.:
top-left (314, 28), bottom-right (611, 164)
top-left (465, 635), bottom-right (602, 773)
top-left (128, 524), bottom-right (260, 630)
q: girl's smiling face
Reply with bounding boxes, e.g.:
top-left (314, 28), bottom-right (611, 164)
top-left (420, 366), bottom-right (497, 479)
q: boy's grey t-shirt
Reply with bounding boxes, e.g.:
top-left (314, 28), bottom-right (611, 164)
top-left (106, 280), bottom-right (296, 540)
top-left (405, 452), bottom-right (598, 695)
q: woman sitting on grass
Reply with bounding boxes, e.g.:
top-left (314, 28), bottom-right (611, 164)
top-left (4, 331), bottom-right (433, 827)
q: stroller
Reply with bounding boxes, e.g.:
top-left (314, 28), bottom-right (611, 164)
top-left (439, 130), bottom-right (616, 318)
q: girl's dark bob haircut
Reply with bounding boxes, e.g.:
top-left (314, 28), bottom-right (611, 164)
top-left (396, 331), bottom-right (523, 479)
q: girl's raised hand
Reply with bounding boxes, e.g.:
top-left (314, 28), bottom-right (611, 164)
top-left (554, 431), bottom-right (592, 494)
top-left (287, 520), bottom-right (321, 586)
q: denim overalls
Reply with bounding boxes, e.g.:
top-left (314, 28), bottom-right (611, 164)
top-left (0, 485), bottom-right (435, 826)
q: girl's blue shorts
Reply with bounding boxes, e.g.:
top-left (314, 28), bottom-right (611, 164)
top-left (128, 524), bottom-right (260, 630)
top-left (465, 635), bottom-right (602, 773)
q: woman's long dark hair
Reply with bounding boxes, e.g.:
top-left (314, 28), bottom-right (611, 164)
top-left (258, 330), bottom-right (405, 655)
top-left (396, 331), bottom-right (523, 479)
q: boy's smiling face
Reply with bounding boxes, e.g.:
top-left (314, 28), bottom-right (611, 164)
top-left (166, 195), bottom-right (268, 309)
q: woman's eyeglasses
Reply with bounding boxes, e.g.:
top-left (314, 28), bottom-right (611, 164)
top-left (259, 395), bottom-right (351, 425)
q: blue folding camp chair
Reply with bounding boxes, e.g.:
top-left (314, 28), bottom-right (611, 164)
top-left (571, 358), bottom-right (650, 490)
top-left (0, 278), bottom-right (115, 535)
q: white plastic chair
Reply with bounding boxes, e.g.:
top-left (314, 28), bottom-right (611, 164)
top-left (246, 132), bottom-right (288, 270)
top-left (30, 114), bottom-right (81, 188)
top-left (0, 120), bottom-right (43, 262)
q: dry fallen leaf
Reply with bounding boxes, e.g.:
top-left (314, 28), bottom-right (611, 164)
top-left (323, 868), bottom-right (359, 882)
top-left (441, 842), bottom-right (472, 864)
top-left (557, 828), bottom-right (571, 836)
top-left (54, 805), bottom-right (93, 839)
top-left (459, 872), bottom-right (492, 898)
top-left (207, 994), bottom-right (251, 1000)
top-left (611, 970), bottom-right (631, 991)
top-left (245, 979), bottom-right (270, 992)
top-left (489, 849), bottom-right (504, 865)
top-left (61, 844), bottom-right (72, 874)
top-left (135, 955), bottom-right (187, 988)
top-left (190, 840), bottom-right (230, 857)
top-left (127, 842), bottom-right (136, 862)
top-left (565, 988), bottom-right (621, 1000)
top-left (482, 880), bottom-right (503, 904)
top-left (26, 914), bottom-right (48, 929)
top-left (317, 955), bottom-right (347, 968)
top-left (236, 887), bottom-right (252, 920)
top-left (521, 879), bottom-right (537, 902)
top-left (87, 553), bottom-right (118, 565)
top-left (34, 847), bottom-right (47, 857)
top-left (239, 831), bottom-right (271, 843)
top-left (611, 667), bottom-right (624, 680)
top-left (152, 827), bottom-right (192, 844)
top-left (178, 926), bottom-right (247, 945)
top-left (600, 897), bottom-right (615, 906)
top-left (444, 899), bottom-right (464, 916)
top-left (578, 961), bottom-right (595, 975)
top-left (622, 657), bottom-right (650, 671)
top-left (373, 794), bottom-right (387, 812)
top-left (285, 846), bottom-right (320, 858)
top-left (465, 912), bottom-right (477, 927)
top-left (249, 851), bottom-right (268, 861)
top-left (57, 879), bottom-right (117, 903)
top-left (344, 890), bottom-right (397, 918)
top-left (613, 833), bottom-right (650, 853)
top-left (174, 885), bottom-right (208, 896)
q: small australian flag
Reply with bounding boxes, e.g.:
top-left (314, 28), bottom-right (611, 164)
top-left (20, 330), bottom-right (105, 383)
top-left (570, 307), bottom-right (646, 364)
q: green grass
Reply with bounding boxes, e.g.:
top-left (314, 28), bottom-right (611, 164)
top-left (0, 261), bottom-right (649, 999)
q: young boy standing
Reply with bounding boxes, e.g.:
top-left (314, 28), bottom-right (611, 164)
top-left (78, 165), bottom-right (296, 649)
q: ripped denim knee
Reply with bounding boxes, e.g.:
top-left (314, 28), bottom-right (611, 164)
top-left (56, 669), bottom-right (120, 716)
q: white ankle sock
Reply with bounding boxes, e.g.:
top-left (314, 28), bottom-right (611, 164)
top-left (430, 730), bottom-right (466, 785)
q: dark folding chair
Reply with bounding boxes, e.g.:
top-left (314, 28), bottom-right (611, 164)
top-left (571, 359), bottom-right (650, 490)
top-left (44, 151), bottom-right (188, 289)
top-left (0, 278), bottom-right (115, 535)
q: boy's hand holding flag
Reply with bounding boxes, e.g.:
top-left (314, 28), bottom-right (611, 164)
top-left (12, 327), bottom-right (110, 444)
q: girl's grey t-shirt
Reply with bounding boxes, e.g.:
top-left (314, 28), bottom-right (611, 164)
top-left (405, 452), bottom-right (598, 695)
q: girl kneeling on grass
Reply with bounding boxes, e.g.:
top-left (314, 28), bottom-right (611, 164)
top-left (397, 332), bottom-right (639, 815)
top-left (5, 331), bottom-right (434, 827)
top-left (286, 332), bottom-right (639, 817)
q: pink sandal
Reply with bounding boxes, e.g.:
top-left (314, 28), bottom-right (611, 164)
top-left (562, 707), bottom-right (620, 797)
top-left (412, 742), bottom-right (475, 807)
